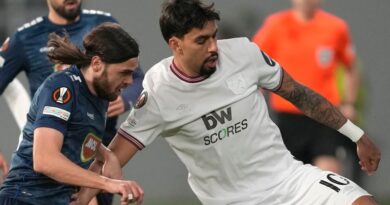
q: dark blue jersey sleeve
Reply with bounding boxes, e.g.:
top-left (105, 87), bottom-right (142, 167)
top-left (33, 74), bottom-right (75, 135)
top-left (0, 33), bottom-right (27, 95)
top-left (121, 66), bottom-right (144, 111)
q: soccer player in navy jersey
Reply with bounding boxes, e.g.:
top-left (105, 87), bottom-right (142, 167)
top-left (0, 23), bottom-right (144, 205)
top-left (0, 1), bottom-right (144, 204)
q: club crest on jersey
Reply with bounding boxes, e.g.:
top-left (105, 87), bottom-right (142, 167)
top-left (52, 87), bottom-right (72, 104)
top-left (134, 91), bottom-right (148, 109)
top-left (226, 74), bottom-right (246, 95)
top-left (81, 133), bottom-right (102, 162)
top-left (316, 47), bottom-right (334, 68)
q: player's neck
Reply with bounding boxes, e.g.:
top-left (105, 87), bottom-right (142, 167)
top-left (48, 11), bottom-right (80, 25)
top-left (80, 68), bottom-right (97, 96)
top-left (173, 58), bottom-right (202, 77)
top-left (294, 9), bottom-right (317, 22)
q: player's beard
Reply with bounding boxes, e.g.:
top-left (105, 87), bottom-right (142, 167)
top-left (93, 69), bottom-right (118, 101)
top-left (200, 52), bottom-right (218, 76)
top-left (52, 0), bottom-right (82, 22)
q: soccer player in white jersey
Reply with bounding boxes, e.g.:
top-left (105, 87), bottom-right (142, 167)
top-left (81, 0), bottom-right (381, 204)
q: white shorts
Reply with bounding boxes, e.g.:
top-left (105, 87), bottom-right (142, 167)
top-left (252, 164), bottom-right (371, 205)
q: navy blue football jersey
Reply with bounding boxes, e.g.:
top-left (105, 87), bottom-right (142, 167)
top-left (0, 9), bottom-right (119, 96)
top-left (0, 66), bottom-right (107, 205)
top-left (0, 9), bottom-right (144, 145)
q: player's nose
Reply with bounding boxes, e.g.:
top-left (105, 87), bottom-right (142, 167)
top-left (208, 39), bottom-right (218, 53)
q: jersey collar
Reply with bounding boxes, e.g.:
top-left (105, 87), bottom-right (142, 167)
top-left (170, 60), bottom-right (209, 83)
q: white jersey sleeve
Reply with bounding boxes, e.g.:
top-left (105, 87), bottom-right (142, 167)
top-left (3, 79), bottom-right (31, 130)
top-left (118, 88), bottom-right (163, 150)
top-left (248, 40), bottom-right (283, 91)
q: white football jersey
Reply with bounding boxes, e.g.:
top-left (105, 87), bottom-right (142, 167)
top-left (119, 38), bottom-right (303, 204)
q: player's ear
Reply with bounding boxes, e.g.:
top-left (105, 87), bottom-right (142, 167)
top-left (91, 56), bottom-right (103, 73)
top-left (168, 37), bottom-right (183, 55)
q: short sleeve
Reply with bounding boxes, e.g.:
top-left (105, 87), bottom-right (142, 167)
top-left (337, 22), bottom-right (355, 68)
top-left (118, 89), bottom-right (163, 150)
top-left (249, 41), bottom-right (283, 91)
top-left (33, 74), bottom-right (75, 135)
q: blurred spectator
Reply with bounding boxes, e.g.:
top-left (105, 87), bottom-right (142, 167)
top-left (253, 0), bottom-right (360, 179)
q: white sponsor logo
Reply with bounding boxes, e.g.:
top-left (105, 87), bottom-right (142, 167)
top-left (87, 112), bottom-right (95, 120)
top-left (43, 106), bottom-right (70, 121)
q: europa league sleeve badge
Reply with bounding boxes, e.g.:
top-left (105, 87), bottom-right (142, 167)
top-left (52, 87), bottom-right (72, 104)
top-left (134, 91), bottom-right (148, 109)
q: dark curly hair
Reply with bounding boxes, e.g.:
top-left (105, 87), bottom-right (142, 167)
top-left (159, 0), bottom-right (220, 43)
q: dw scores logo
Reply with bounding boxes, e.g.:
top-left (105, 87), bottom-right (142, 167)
top-left (201, 107), bottom-right (248, 146)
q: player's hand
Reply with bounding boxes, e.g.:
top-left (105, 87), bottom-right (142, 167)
top-left (0, 152), bottom-right (9, 181)
top-left (105, 179), bottom-right (144, 205)
top-left (356, 134), bottom-right (381, 176)
top-left (108, 96), bottom-right (126, 118)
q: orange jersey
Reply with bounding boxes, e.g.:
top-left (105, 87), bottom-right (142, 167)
top-left (253, 9), bottom-right (355, 113)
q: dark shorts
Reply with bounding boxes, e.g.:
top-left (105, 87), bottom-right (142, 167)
top-left (0, 196), bottom-right (34, 205)
top-left (275, 112), bottom-right (356, 164)
top-left (96, 192), bottom-right (114, 205)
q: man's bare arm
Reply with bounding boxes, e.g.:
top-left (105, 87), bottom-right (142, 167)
top-left (274, 70), bottom-right (380, 175)
top-left (274, 70), bottom-right (346, 130)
